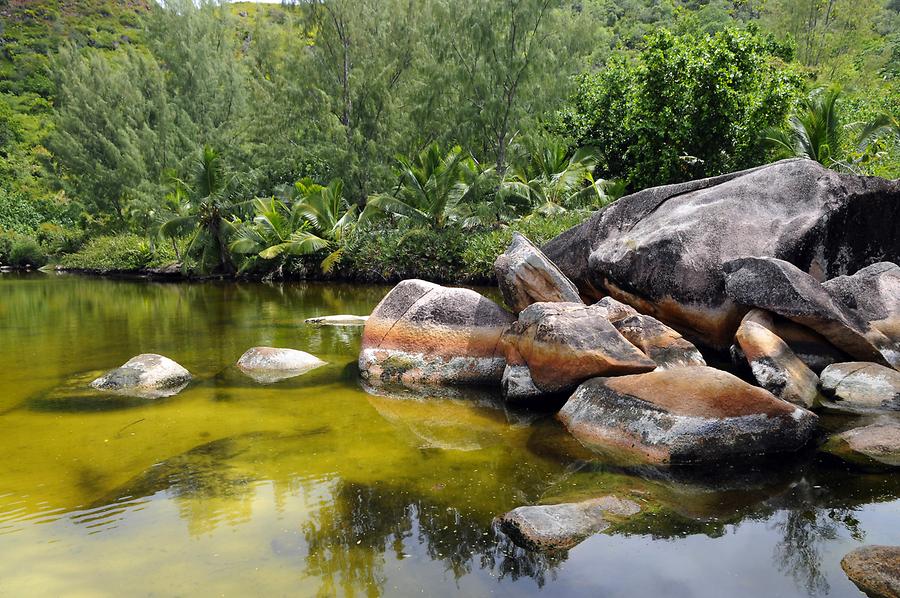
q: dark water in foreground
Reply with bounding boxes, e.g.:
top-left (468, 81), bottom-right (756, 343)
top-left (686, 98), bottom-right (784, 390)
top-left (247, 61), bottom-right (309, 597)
top-left (0, 273), bottom-right (897, 597)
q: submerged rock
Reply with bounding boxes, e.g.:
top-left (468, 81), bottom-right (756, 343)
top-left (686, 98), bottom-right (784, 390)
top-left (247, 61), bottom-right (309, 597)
top-left (498, 495), bottom-right (641, 552)
top-left (819, 362), bottom-right (900, 414)
top-left (594, 296), bottom-right (706, 370)
top-left (734, 309), bottom-right (819, 408)
top-left (236, 347), bottom-right (326, 384)
top-left (500, 302), bottom-right (655, 401)
top-left (494, 232), bottom-right (583, 313)
top-left (823, 422), bottom-right (900, 470)
top-left (542, 159), bottom-right (900, 349)
top-left (304, 314), bottom-right (369, 326)
top-left (724, 257), bottom-right (899, 369)
top-left (358, 279), bottom-right (515, 386)
top-left (841, 545), bottom-right (900, 598)
top-left (557, 367), bottom-right (818, 464)
top-left (90, 354), bottom-right (191, 399)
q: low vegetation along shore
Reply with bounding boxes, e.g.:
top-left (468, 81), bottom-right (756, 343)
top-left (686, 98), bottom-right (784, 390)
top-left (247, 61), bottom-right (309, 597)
top-left (1, 1), bottom-right (898, 283)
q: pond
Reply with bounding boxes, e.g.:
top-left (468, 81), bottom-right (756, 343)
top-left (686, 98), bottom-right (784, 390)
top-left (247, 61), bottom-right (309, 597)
top-left (0, 273), bottom-right (897, 597)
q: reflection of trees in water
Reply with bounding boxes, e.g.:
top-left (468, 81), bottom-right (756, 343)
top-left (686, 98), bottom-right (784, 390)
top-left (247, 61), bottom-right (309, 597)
top-left (302, 481), bottom-right (564, 597)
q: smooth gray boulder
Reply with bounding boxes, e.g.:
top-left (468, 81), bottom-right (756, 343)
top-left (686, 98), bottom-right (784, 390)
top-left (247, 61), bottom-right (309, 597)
top-left (499, 302), bottom-right (656, 401)
top-left (494, 232), bottom-right (583, 313)
top-left (594, 296), bottom-right (706, 370)
top-left (734, 309), bottom-right (820, 408)
top-left (359, 279), bottom-right (515, 386)
top-left (558, 367), bottom-right (818, 464)
top-left (823, 422), bottom-right (900, 470)
top-left (819, 362), bottom-right (900, 414)
top-left (542, 159), bottom-right (900, 349)
top-left (724, 257), bottom-right (899, 369)
top-left (91, 354), bottom-right (191, 399)
top-left (237, 347), bottom-right (326, 383)
top-left (824, 262), bottom-right (900, 347)
top-left (498, 496), bottom-right (641, 551)
top-left (841, 545), bottom-right (900, 598)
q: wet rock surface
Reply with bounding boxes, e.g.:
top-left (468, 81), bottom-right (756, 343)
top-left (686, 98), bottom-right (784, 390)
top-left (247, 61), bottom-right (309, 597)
top-left (822, 422), bottom-right (900, 470)
top-left (494, 232), bottom-right (583, 313)
top-left (558, 367), bottom-right (818, 464)
top-left (724, 257), bottom-right (900, 369)
top-left (90, 354), bottom-right (192, 399)
top-left (819, 362), bottom-right (900, 414)
top-left (304, 314), bottom-right (369, 326)
top-left (359, 279), bottom-right (515, 386)
top-left (734, 309), bottom-right (820, 408)
top-left (542, 159), bottom-right (900, 349)
top-left (499, 302), bottom-right (655, 400)
top-left (498, 495), bottom-right (641, 551)
top-left (237, 347), bottom-right (326, 384)
top-left (841, 545), bottom-right (900, 598)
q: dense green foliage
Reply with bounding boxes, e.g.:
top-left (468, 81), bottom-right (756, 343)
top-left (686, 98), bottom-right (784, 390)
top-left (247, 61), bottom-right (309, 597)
top-left (0, 0), bottom-right (897, 278)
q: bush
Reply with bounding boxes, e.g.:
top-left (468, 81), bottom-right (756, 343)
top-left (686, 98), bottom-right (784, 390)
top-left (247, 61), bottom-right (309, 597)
top-left (60, 234), bottom-right (174, 271)
top-left (8, 236), bottom-right (48, 267)
top-left (35, 222), bottom-right (85, 256)
top-left (342, 225), bottom-right (467, 283)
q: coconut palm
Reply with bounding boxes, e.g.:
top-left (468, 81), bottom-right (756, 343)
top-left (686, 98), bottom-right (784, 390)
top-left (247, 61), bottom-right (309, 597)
top-left (292, 178), bottom-right (358, 272)
top-left (160, 145), bottom-right (249, 274)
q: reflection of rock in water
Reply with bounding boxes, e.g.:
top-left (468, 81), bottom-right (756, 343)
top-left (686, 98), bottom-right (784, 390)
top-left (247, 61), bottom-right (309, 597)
top-left (24, 371), bottom-right (170, 412)
top-left (301, 480), bottom-right (565, 595)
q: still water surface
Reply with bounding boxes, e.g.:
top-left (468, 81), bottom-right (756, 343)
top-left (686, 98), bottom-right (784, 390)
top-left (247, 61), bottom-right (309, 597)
top-left (0, 273), bottom-right (898, 597)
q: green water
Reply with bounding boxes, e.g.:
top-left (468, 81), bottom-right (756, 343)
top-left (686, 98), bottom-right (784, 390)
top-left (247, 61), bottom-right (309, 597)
top-left (0, 273), bottom-right (898, 597)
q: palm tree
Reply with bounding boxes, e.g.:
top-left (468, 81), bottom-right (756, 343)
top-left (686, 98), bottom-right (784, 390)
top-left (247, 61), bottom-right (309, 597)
top-left (361, 143), bottom-right (477, 229)
top-left (292, 178), bottom-right (358, 272)
top-left (160, 146), bottom-right (248, 275)
top-left (763, 86), bottom-right (899, 172)
top-left (498, 139), bottom-right (622, 216)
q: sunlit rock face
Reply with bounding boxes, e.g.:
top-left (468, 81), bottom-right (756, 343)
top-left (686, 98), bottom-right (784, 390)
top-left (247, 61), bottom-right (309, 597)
top-left (499, 302), bottom-right (656, 402)
top-left (841, 545), bottom-right (900, 598)
top-left (542, 159), bottom-right (900, 349)
top-left (358, 279), bottom-right (515, 386)
top-left (494, 232), bottom-right (583, 313)
top-left (734, 309), bottom-right (820, 408)
top-left (725, 257), bottom-right (900, 370)
top-left (558, 367), bottom-right (818, 464)
top-left (593, 296), bottom-right (706, 370)
top-left (236, 347), bottom-right (326, 384)
top-left (823, 422), bottom-right (900, 471)
top-left (819, 362), bottom-right (900, 414)
top-left (90, 353), bottom-right (191, 399)
top-left (497, 495), bottom-right (641, 552)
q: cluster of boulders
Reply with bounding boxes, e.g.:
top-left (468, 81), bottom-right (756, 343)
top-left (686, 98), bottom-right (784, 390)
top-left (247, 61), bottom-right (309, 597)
top-left (359, 159), bottom-right (900, 571)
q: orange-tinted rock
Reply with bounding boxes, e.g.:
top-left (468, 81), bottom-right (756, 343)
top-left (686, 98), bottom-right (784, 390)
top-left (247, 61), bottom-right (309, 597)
top-left (499, 302), bottom-right (656, 401)
top-left (494, 233), bottom-right (583, 313)
top-left (823, 422), bottom-right (900, 470)
top-left (595, 296), bottom-right (705, 370)
top-left (558, 367), bottom-right (818, 464)
top-left (734, 309), bottom-right (820, 408)
top-left (841, 545), bottom-right (900, 598)
top-left (359, 279), bottom-right (515, 386)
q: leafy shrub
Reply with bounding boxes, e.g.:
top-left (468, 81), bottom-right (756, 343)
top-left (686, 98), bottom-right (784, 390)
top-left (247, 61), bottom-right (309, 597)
top-left (60, 234), bottom-right (174, 271)
top-left (342, 225), bottom-right (467, 283)
top-left (35, 222), bottom-right (85, 255)
top-left (9, 236), bottom-right (48, 267)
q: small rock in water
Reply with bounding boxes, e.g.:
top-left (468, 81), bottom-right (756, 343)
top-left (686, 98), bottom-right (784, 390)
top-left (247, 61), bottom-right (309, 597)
top-left (91, 354), bottom-right (192, 399)
top-left (841, 545), bottom-right (900, 598)
top-left (304, 314), bottom-right (369, 326)
top-left (822, 422), bottom-right (900, 470)
top-left (237, 347), bottom-right (326, 384)
top-left (819, 362), bottom-right (900, 414)
top-left (498, 496), bottom-right (641, 552)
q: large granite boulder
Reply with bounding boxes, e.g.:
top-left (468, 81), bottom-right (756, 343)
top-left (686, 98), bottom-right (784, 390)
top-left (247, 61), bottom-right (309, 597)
top-left (841, 545), bottom-right (900, 598)
top-left (499, 302), bottom-right (656, 401)
top-left (743, 313), bottom-right (847, 373)
top-left (822, 422), bottom-right (900, 471)
top-left (497, 496), bottom-right (641, 552)
top-left (819, 362), bottom-right (900, 414)
top-left (734, 309), bottom-right (820, 408)
top-left (824, 262), bottom-right (900, 347)
top-left (91, 354), bottom-right (192, 399)
top-left (359, 279), bottom-right (515, 386)
top-left (542, 159), bottom-right (900, 349)
top-left (594, 296), bottom-right (706, 370)
top-left (494, 233), bottom-right (583, 313)
top-left (724, 257), bottom-right (900, 369)
top-left (236, 347), bottom-right (326, 383)
top-left (557, 366), bottom-right (818, 464)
